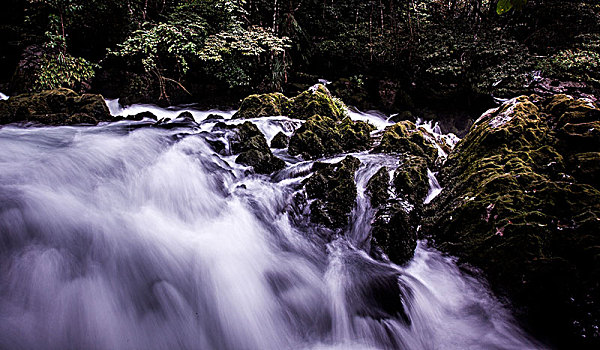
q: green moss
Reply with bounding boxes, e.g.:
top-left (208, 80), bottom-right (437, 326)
top-left (287, 84), bottom-right (347, 121)
top-left (231, 122), bottom-right (285, 174)
top-left (393, 155), bottom-right (429, 204)
top-left (304, 156), bottom-right (360, 229)
top-left (424, 94), bottom-right (600, 344)
top-left (233, 92), bottom-right (291, 119)
top-left (0, 88), bottom-right (111, 125)
top-left (234, 84), bottom-right (348, 121)
top-left (374, 121), bottom-right (438, 165)
top-left (288, 115), bottom-right (374, 159)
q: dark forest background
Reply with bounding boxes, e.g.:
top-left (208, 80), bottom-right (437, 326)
top-left (1, 0), bottom-right (599, 115)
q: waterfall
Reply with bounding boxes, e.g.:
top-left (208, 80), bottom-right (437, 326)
top-left (423, 169), bottom-right (442, 205)
top-left (0, 106), bottom-right (545, 349)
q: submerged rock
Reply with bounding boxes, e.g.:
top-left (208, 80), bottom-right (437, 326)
top-left (233, 84), bottom-right (347, 121)
top-left (288, 115), bottom-right (374, 159)
top-left (270, 131), bottom-right (290, 148)
top-left (0, 88), bottom-right (111, 125)
top-left (205, 113), bottom-right (224, 121)
top-left (304, 156), bottom-right (360, 229)
top-left (123, 111), bottom-right (158, 121)
top-left (373, 121), bottom-right (438, 165)
top-left (230, 122), bottom-right (285, 174)
top-left (425, 94), bottom-right (600, 347)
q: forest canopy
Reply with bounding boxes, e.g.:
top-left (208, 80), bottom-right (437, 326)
top-left (1, 0), bottom-right (599, 108)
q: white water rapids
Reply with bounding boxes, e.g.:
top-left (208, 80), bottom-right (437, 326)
top-left (0, 103), bottom-right (545, 349)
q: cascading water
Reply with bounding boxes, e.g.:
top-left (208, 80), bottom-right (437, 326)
top-left (0, 104), bottom-right (545, 349)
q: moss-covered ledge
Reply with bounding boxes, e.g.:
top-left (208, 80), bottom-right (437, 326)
top-left (423, 94), bottom-right (600, 348)
top-left (0, 88), bottom-right (111, 125)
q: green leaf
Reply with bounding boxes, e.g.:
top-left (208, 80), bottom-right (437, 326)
top-left (497, 0), bottom-right (528, 15)
top-left (496, 0), bottom-right (513, 15)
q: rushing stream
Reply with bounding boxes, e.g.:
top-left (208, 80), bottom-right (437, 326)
top-left (0, 101), bottom-right (545, 349)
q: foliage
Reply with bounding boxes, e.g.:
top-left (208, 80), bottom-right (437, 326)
top-left (23, 0), bottom-right (96, 92)
top-left (33, 52), bottom-right (96, 91)
top-left (496, 0), bottom-right (528, 15)
top-left (108, 2), bottom-right (289, 98)
top-left (537, 34), bottom-right (600, 87)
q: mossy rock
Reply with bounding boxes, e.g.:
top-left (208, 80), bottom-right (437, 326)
top-left (304, 156), bottom-right (360, 229)
top-left (233, 92), bottom-right (290, 119)
top-left (0, 88), bottom-right (111, 125)
top-left (270, 131), bottom-right (290, 149)
top-left (287, 84), bottom-right (347, 121)
top-left (424, 94), bottom-right (600, 347)
top-left (234, 84), bottom-right (348, 121)
top-left (366, 166), bottom-right (391, 208)
top-left (231, 121), bottom-right (285, 174)
top-left (393, 155), bottom-right (429, 204)
top-left (288, 115), bottom-right (374, 159)
top-left (373, 121), bottom-right (438, 165)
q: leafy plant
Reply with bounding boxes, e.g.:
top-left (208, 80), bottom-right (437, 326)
top-left (33, 52), bottom-right (96, 91)
top-left (497, 0), bottom-right (528, 15)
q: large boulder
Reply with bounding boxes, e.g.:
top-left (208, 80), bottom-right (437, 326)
top-left (0, 88), bottom-right (111, 125)
top-left (234, 84), bottom-right (347, 121)
top-left (230, 122), bottom-right (285, 174)
top-left (304, 156), bottom-right (361, 229)
top-left (424, 94), bottom-right (600, 348)
top-left (288, 115), bottom-right (374, 159)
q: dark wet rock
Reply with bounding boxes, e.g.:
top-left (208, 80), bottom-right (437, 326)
top-left (154, 112), bottom-right (197, 129)
top-left (230, 122), bottom-right (285, 174)
top-left (0, 88), bottom-right (111, 125)
top-left (371, 202), bottom-right (417, 266)
top-left (205, 113), bottom-right (224, 121)
top-left (373, 121), bottom-right (438, 166)
top-left (270, 131), bottom-right (289, 149)
top-left (115, 111), bottom-right (158, 121)
top-left (343, 256), bottom-right (410, 324)
top-left (367, 166), bottom-right (391, 208)
top-left (424, 94), bottom-right (600, 347)
top-left (366, 165), bottom-right (419, 265)
top-left (288, 115), bottom-right (374, 159)
top-left (211, 121), bottom-right (235, 131)
top-left (176, 111), bottom-right (195, 122)
top-left (233, 84), bottom-right (347, 121)
top-left (304, 156), bottom-right (360, 229)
